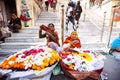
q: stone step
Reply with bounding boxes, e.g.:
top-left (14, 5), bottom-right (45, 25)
top-left (21, 26), bottom-right (61, 31)
top-left (19, 31), bottom-right (38, 34)
top-left (35, 20), bottom-right (59, 23)
top-left (112, 27), bottom-right (120, 32)
top-left (0, 42), bottom-right (46, 49)
top-left (13, 30), bottom-right (61, 37)
top-left (0, 49), bottom-right (22, 54)
top-left (11, 33), bottom-right (39, 37)
top-left (38, 16), bottom-right (58, 19)
top-left (19, 29), bottom-right (39, 33)
top-left (40, 12), bottom-right (59, 17)
top-left (0, 52), bottom-right (13, 63)
top-left (35, 22), bottom-right (60, 26)
top-left (0, 41), bottom-right (3, 44)
top-left (5, 37), bottom-right (46, 43)
top-left (37, 17), bottom-right (59, 20)
top-left (81, 42), bottom-right (106, 49)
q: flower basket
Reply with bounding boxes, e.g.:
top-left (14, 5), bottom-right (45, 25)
top-left (60, 50), bottom-right (105, 80)
top-left (89, 68), bottom-right (103, 80)
top-left (60, 61), bottom-right (103, 80)
top-left (60, 61), bottom-right (91, 80)
top-left (0, 46), bottom-right (61, 80)
top-left (8, 62), bottom-right (58, 80)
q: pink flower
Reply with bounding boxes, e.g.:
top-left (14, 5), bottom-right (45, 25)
top-left (61, 54), bottom-right (67, 59)
top-left (67, 58), bottom-right (71, 61)
top-left (21, 56), bottom-right (26, 58)
top-left (38, 48), bottom-right (44, 52)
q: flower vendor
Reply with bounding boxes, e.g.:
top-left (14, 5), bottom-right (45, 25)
top-left (47, 31), bottom-right (81, 53)
top-left (39, 23), bottom-right (60, 46)
top-left (63, 31), bottom-right (81, 50)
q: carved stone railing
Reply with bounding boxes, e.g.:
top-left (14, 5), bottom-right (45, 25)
top-left (34, 0), bottom-right (43, 9)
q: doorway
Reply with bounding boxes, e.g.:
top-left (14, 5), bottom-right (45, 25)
top-left (4, 0), bottom-right (17, 21)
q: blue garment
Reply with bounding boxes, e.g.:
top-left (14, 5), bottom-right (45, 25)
top-left (65, 17), bottom-right (76, 32)
top-left (111, 36), bottom-right (120, 49)
top-left (71, 1), bottom-right (76, 8)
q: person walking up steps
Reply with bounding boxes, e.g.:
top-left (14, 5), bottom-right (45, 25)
top-left (65, 2), bottom-right (77, 33)
top-left (45, 0), bottom-right (51, 11)
top-left (74, 1), bottom-right (82, 28)
top-left (51, 0), bottom-right (57, 12)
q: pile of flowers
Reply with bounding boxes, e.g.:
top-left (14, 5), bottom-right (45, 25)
top-left (60, 50), bottom-right (106, 72)
top-left (0, 46), bottom-right (61, 71)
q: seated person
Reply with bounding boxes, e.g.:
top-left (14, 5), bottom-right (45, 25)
top-left (8, 13), bottom-right (21, 33)
top-left (109, 33), bottom-right (120, 54)
top-left (63, 31), bottom-right (81, 49)
top-left (0, 26), bottom-right (11, 42)
top-left (0, 27), bottom-right (3, 41)
top-left (39, 23), bottom-right (60, 46)
top-left (48, 31), bottom-right (81, 53)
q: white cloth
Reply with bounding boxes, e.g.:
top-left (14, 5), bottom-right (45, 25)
top-left (66, 7), bottom-right (73, 17)
top-left (0, 27), bottom-right (11, 37)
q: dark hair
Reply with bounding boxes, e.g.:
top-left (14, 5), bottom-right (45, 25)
top-left (77, 1), bottom-right (80, 5)
top-left (11, 13), bottom-right (17, 16)
top-left (68, 2), bottom-right (72, 6)
top-left (48, 23), bottom-right (55, 28)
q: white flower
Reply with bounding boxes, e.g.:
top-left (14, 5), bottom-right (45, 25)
top-left (8, 61), bottom-right (14, 65)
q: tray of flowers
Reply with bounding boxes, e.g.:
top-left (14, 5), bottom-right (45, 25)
top-left (60, 49), bottom-right (106, 80)
top-left (0, 46), bottom-right (61, 79)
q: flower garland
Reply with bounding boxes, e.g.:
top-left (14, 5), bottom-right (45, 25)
top-left (0, 46), bottom-right (61, 71)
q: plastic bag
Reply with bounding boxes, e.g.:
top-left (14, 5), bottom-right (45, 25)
top-left (114, 53), bottom-right (120, 61)
top-left (52, 64), bottom-right (61, 76)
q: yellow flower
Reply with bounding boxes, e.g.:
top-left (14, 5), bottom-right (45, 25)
top-left (78, 53), bottom-right (92, 62)
top-left (69, 64), bottom-right (74, 69)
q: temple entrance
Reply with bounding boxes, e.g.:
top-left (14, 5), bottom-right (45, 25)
top-left (4, 0), bottom-right (17, 21)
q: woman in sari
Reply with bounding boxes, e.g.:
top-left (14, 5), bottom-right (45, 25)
top-left (63, 31), bottom-right (81, 48)
top-left (47, 31), bottom-right (81, 53)
top-left (39, 23), bottom-right (60, 46)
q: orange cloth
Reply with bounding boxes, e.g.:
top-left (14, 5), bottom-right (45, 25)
top-left (64, 31), bottom-right (81, 48)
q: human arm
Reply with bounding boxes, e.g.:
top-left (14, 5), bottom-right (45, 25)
top-left (9, 18), bottom-right (21, 26)
top-left (70, 39), bottom-right (81, 48)
top-left (8, 19), bottom-right (13, 25)
top-left (39, 28), bottom-right (58, 41)
top-left (64, 37), bottom-right (81, 48)
top-left (46, 31), bottom-right (58, 41)
top-left (111, 37), bottom-right (120, 49)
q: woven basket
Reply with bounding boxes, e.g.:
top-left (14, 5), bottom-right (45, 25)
top-left (60, 61), bottom-right (91, 80)
top-left (60, 61), bottom-right (103, 80)
top-left (89, 68), bottom-right (103, 80)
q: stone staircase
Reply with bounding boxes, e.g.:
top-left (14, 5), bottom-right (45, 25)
top-left (0, 11), bottom-right (61, 61)
top-left (0, 6), bottom-right (112, 61)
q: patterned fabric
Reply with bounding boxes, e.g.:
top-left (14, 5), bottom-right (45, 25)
top-left (64, 31), bottom-right (81, 48)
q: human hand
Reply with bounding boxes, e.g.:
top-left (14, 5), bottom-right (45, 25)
top-left (46, 31), bottom-right (50, 35)
top-left (70, 40), bottom-right (79, 44)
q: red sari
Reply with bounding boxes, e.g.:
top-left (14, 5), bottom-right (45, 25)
top-left (40, 25), bottom-right (60, 46)
top-left (64, 36), bottom-right (81, 48)
top-left (64, 31), bottom-right (81, 48)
